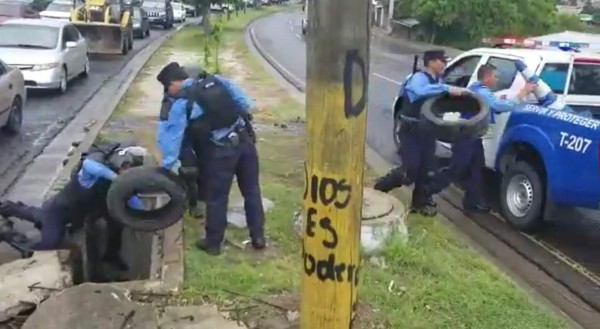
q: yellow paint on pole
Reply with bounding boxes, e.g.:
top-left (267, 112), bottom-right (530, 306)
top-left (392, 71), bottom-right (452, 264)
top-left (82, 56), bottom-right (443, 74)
top-left (300, 0), bottom-right (370, 327)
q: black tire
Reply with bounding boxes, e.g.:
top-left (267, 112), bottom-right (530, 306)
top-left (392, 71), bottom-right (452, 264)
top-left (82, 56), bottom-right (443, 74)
top-left (145, 28), bottom-right (150, 37)
top-left (3, 97), bottom-right (22, 135)
top-left (420, 93), bottom-right (489, 143)
top-left (121, 37), bottom-right (129, 55)
top-left (128, 30), bottom-right (133, 50)
top-left (106, 167), bottom-right (186, 232)
top-left (499, 161), bottom-right (545, 232)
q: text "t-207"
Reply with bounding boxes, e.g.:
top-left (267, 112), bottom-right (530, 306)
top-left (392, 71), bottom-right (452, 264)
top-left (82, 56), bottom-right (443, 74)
top-left (559, 132), bottom-right (592, 154)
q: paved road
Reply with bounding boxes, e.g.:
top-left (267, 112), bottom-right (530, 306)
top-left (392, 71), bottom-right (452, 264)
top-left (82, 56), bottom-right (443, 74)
top-left (253, 10), bottom-right (600, 277)
top-left (0, 26), bottom-right (176, 198)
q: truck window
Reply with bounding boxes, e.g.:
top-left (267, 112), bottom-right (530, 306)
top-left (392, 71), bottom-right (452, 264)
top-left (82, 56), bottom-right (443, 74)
top-left (569, 63), bottom-right (600, 96)
top-left (540, 63), bottom-right (568, 94)
top-left (486, 57), bottom-right (518, 92)
top-left (443, 55), bottom-right (481, 87)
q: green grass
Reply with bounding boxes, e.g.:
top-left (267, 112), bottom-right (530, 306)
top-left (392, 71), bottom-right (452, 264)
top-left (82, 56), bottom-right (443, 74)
top-left (173, 6), bottom-right (571, 329)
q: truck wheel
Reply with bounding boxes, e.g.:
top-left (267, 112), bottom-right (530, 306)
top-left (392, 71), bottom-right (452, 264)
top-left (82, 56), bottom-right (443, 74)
top-left (500, 161), bottom-right (545, 232)
top-left (128, 31), bottom-right (133, 50)
top-left (421, 93), bottom-right (489, 143)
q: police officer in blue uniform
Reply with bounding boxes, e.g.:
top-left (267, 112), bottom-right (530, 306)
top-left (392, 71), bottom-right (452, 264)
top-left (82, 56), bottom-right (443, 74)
top-left (423, 64), bottom-right (537, 212)
top-left (156, 62), bottom-right (264, 256)
top-left (0, 143), bottom-right (145, 269)
top-left (374, 50), bottom-right (468, 216)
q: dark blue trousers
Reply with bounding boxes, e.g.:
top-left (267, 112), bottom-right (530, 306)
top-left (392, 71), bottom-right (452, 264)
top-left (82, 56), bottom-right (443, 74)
top-left (428, 135), bottom-right (485, 206)
top-left (397, 125), bottom-right (438, 208)
top-left (204, 140), bottom-right (265, 247)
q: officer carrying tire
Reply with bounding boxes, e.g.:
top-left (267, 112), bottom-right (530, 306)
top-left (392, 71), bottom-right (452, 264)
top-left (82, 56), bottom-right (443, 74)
top-left (374, 50), bottom-right (472, 216)
top-left (156, 62), bottom-right (264, 256)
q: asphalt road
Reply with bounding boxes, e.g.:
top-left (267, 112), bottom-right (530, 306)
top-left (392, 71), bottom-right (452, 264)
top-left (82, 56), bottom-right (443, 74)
top-left (253, 11), bottom-right (600, 277)
top-left (0, 26), bottom-right (175, 198)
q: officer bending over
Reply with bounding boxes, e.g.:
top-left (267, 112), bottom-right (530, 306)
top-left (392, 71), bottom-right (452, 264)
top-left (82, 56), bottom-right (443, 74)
top-left (157, 62), bottom-right (264, 256)
top-left (159, 89), bottom-right (205, 218)
top-left (0, 143), bottom-right (145, 269)
top-left (374, 50), bottom-right (468, 216)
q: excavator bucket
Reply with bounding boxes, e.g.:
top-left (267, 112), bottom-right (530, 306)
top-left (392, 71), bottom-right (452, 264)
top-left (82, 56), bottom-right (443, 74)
top-left (74, 22), bottom-right (124, 55)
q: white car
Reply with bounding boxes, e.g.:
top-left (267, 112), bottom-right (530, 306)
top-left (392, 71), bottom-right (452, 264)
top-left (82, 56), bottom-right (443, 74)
top-left (391, 47), bottom-right (600, 169)
top-left (210, 2), bottom-right (234, 12)
top-left (39, 1), bottom-right (72, 21)
top-left (172, 1), bottom-right (185, 22)
top-left (0, 58), bottom-right (26, 134)
top-left (0, 19), bottom-right (89, 94)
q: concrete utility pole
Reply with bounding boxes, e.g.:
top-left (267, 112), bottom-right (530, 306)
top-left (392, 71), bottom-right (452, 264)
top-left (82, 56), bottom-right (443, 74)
top-left (387, 0), bottom-right (394, 31)
top-left (301, 0), bottom-right (370, 328)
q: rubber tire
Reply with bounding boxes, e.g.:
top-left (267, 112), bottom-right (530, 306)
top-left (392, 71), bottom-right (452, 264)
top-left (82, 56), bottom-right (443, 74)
top-left (145, 28), bottom-right (150, 38)
top-left (420, 93), bottom-right (489, 143)
top-left (499, 161), bottom-right (545, 232)
top-left (106, 166), bottom-right (187, 232)
top-left (3, 97), bottom-right (22, 135)
top-left (128, 30), bottom-right (133, 50)
top-left (121, 37), bottom-right (129, 55)
top-left (80, 54), bottom-right (90, 78)
top-left (56, 67), bottom-right (68, 94)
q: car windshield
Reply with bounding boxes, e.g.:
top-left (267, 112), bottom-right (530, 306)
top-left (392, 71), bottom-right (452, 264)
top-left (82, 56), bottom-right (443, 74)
top-left (0, 25), bottom-right (59, 49)
top-left (173, 2), bottom-right (181, 9)
top-left (0, 3), bottom-right (21, 16)
top-left (143, 1), bottom-right (164, 9)
top-left (46, 2), bottom-right (71, 11)
top-left (132, 8), bottom-right (141, 20)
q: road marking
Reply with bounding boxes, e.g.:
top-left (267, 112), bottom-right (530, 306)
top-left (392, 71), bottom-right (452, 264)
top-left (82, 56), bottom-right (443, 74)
top-left (373, 72), bottom-right (401, 85)
top-left (295, 33), bottom-right (302, 40)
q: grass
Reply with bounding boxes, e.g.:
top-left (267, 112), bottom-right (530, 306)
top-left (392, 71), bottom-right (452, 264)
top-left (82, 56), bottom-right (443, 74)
top-left (143, 6), bottom-right (573, 329)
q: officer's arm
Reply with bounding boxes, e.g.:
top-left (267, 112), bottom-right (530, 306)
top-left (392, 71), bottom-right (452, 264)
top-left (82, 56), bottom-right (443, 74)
top-left (405, 73), bottom-right (450, 98)
top-left (478, 88), bottom-right (515, 113)
top-left (81, 158), bottom-right (117, 181)
top-left (214, 75), bottom-right (254, 113)
top-left (158, 99), bottom-right (189, 170)
top-left (127, 196), bottom-right (145, 210)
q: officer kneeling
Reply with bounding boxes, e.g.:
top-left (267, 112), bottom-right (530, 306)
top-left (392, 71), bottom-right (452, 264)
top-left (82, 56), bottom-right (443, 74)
top-left (0, 143), bottom-right (146, 270)
top-left (157, 62), bottom-right (264, 256)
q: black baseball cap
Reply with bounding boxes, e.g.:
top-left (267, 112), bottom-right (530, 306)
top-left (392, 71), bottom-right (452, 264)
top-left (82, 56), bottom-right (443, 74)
top-left (156, 62), bottom-right (189, 88)
top-left (423, 50), bottom-right (446, 66)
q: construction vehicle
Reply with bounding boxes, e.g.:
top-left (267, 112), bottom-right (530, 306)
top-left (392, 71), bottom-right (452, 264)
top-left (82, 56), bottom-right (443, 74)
top-left (70, 0), bottom-right (135, 55)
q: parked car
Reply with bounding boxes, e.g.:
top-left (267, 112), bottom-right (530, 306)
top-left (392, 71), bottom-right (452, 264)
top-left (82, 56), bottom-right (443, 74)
top-left (39, 0), bottom-right (70, 20)
top-left (143, 0), bottom-right (173, 30)
top-left (172, 1), bottom-right (185, 22)
top-left (183, 3), bottom-right (196, 16)
top-left (132, 6), bottom-right (150, 38)
top-left (2, 0), bottom-right (52, 12)
top-left (0, 1), bottom-right (40, 22)
top-left (0, 58), bottom-right (25, 134)
top-left (210, 1), bottom-right (233, 12)
top-left (0, 19), bottom-right (89, 94)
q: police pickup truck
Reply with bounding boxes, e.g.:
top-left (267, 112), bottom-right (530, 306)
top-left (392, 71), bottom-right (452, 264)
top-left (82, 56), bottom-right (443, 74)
top-left (392, 48), bottom-right (600, 231)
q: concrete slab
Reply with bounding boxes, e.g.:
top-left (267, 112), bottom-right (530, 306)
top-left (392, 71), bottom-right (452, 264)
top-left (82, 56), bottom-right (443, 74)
top-left (157, 305), bottom-right (247, 329)
top-left (227, 197), bottom-right (275, 229)
top-left (0, 250), bottom-right (73, 322)
top-left (22, 283), bottom-right (158, 329)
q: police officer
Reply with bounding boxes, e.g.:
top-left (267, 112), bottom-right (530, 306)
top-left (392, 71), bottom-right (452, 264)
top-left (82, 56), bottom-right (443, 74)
top-left (374, 50), bottom-right (468, 216)
top-left (159, 86), bottom-right (205, 218)
top-left (156, 62), bottom-right (264, 256)
top-left (0, 143), bottom-right (145, 269)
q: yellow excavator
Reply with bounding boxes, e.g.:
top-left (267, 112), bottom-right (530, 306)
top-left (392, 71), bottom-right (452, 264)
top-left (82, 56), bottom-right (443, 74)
top-left (70, 0), bottom-right (135, 55)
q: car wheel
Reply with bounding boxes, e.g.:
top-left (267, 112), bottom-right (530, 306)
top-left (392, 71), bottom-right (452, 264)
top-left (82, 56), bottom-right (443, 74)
top-left (500, 161), bottom-right (545, 232)
top-left (128, 31), bottom-right (133, 50)
top-left (393, 111), bottom-right (402, 152)
top-left (121, 37), bottom-right (129, 55)
top-left (57, 67), bottom-right (68, 94)
top-left (3, 97), bottom-right (22, 135)
top-left (80, 54), bottom-right (90, 78)
top-left (145, 28), bottom-right (150, 37)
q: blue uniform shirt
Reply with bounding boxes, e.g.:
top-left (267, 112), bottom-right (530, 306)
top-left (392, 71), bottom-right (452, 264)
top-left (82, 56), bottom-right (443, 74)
top-left (466, 81), bottom-right (517, 123)
top-left (157, 75), bottom-right (254, 170)
top-left (402, 71), bottom-right (450, 103)
top-left (78, 158), bottom-right (144, 209)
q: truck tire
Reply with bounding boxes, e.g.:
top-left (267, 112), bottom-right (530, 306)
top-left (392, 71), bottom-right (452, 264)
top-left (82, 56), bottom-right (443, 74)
top-left (106, 167), bottom-right (187, 232)
top-left (499, 161), bottom-right (545, 232)
top-left (420, 93), bottom-right (489, 143)
top-left (121, 37), bottom-right (129, 55)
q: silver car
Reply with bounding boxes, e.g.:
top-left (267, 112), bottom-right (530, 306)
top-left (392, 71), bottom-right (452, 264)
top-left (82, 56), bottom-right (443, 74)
top-left (0, 19), bottom-right (90, 94)
top-left (0, 58), bottom-right (25, 134)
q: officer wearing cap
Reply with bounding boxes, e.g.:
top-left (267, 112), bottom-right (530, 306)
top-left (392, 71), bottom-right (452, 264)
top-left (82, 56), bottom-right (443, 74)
top-left (156, 62), bottom-right (265, 256)
top-left (0, 143), bottom-right (145, 269)
top-left (374, 50), bottom-right (469, 216)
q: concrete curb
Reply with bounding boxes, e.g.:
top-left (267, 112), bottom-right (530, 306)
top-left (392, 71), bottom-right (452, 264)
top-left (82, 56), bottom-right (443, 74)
top-left (7, 25), bottom-right (187, 291)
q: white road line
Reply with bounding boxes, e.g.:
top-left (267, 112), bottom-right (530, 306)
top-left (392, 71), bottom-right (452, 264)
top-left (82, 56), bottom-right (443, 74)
top-left (373, 72), bottom-right (401, 85)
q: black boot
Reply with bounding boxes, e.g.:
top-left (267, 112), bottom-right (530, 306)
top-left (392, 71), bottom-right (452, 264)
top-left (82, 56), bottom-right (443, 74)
top-left (251, 237), bottom-right (266, 250)
top-left (195, 238), bottom-right (221, 255)
top-left (374, 166), bottom-right (409, 193)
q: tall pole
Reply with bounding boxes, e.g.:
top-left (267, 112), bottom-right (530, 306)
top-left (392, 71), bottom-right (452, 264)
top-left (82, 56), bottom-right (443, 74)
top-left (301, 0), bottom-right (370, 327)
top-left (387, 0), bottom-right (394, 31)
